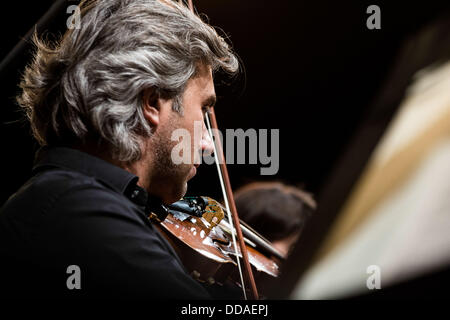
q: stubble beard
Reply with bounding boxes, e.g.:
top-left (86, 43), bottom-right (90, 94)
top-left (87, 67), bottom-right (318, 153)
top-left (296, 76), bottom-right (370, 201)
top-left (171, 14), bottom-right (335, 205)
top-left (152, 114), bottom-right (191, 204)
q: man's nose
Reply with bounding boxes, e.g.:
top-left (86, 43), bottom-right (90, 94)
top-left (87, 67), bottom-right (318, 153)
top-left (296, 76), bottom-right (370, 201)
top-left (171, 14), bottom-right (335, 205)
top-left (201, 124), bottom-right (215, 157)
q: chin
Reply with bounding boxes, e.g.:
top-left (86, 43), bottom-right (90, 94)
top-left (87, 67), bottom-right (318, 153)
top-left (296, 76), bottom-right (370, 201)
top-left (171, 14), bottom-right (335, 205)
top-left (162, 183), bottom-right (188, 205)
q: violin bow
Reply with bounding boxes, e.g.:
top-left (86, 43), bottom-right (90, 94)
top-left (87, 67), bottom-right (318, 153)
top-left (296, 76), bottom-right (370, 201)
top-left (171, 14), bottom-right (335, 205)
top-left (182, 0), bottom-right (259, 300)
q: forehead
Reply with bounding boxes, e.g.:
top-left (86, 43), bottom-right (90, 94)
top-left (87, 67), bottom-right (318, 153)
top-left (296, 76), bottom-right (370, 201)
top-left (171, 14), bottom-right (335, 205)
top-left (184, 64), bottom-right (215, 100)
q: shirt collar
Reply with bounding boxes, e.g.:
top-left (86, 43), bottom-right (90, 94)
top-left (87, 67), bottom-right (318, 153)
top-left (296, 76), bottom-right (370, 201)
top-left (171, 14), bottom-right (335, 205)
top-left (32, 146), bottom-right (169, 221)
top-left (32, 146), bottom-right (138, 196)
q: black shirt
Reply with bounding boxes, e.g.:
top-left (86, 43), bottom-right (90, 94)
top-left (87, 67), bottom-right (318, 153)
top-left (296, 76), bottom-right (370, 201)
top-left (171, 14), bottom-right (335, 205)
top-left (0, 147), bottom-right (211, 299)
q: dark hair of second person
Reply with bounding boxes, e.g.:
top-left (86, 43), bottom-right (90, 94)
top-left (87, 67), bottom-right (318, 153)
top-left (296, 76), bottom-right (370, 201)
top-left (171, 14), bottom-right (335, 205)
top-left (234, 181), bottom-right (316, 256)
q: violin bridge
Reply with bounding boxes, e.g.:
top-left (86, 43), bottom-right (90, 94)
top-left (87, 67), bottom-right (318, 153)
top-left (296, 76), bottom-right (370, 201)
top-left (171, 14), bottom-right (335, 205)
top-left (201, 197), bottom-right (225, 231)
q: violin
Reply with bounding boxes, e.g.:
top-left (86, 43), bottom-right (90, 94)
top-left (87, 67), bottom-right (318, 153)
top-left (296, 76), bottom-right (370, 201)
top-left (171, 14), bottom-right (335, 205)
top-left (149, 196), bottom-right (285, 298)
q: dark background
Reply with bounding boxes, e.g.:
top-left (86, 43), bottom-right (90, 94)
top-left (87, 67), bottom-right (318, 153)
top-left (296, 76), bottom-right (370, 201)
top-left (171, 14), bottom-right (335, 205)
top-left (2, 0), bottom-right (450, 298)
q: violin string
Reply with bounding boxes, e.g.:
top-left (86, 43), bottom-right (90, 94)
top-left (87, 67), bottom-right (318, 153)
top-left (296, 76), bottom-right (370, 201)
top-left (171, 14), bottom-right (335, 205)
top-left (219, 219), bottom-right (257, 248)
top-left (218, 203), bottom-right (286, 259)
top-left (204, 110), bottom-right (247, 300)
top-left (217, 203), bottom-right (272, 243)
top-left (218, 204), bottom-right (266, 242)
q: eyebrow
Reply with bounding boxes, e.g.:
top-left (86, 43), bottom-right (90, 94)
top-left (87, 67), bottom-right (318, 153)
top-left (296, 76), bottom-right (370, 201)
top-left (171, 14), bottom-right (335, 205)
top-left (203, 95), bottom-right (217, 108)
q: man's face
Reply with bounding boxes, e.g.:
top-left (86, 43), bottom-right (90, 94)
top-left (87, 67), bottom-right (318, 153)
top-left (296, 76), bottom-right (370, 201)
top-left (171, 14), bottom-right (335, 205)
top-left (151, 64), bottom-right (215, 204)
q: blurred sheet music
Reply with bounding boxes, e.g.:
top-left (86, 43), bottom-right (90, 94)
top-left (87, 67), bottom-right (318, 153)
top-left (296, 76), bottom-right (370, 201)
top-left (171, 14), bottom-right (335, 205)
top-left (292, 60), bottom-right (450, 299)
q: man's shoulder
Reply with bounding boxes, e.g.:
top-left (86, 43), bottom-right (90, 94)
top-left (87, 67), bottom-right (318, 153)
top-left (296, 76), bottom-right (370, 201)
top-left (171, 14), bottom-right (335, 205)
top-left (31, 167), bottom-right (100, 195)
top-left (1, 167), bottom-right (133, 220)
top-left (0, 171), bottom-right (212, 299)
top-left (0, 166), bottom-right (154, 255)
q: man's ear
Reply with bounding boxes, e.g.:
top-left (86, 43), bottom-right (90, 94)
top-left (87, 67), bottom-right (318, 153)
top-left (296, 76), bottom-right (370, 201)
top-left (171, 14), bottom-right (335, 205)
top-left (142, 88), bottom-right (160, 127)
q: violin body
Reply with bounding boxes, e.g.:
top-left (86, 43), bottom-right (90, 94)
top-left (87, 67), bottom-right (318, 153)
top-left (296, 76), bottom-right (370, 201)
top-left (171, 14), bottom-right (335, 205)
top-left (151, 196), bottom-right (282, 297)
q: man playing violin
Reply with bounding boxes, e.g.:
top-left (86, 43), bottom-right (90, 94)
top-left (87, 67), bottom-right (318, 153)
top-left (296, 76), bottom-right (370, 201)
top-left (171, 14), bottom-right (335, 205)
top-left (0, 0), bottom-right (238, 299)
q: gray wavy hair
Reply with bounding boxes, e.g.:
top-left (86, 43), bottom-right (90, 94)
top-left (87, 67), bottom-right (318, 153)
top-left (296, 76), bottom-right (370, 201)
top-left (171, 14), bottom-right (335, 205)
top-left (18, 0), bottom-right (239, 162)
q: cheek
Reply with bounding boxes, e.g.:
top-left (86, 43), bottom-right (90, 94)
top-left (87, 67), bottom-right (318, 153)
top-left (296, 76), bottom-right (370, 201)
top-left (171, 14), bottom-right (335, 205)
top-left (191, 114), bottom-right (205, 145)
